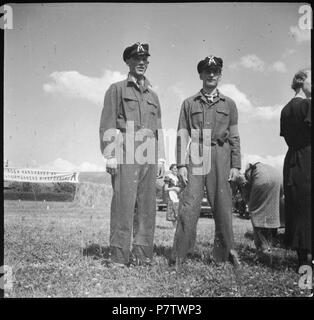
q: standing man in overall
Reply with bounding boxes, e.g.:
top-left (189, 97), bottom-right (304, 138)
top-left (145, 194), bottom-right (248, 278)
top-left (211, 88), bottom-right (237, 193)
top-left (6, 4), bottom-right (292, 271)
top-left (171, 55), bottom-right (241, 267)
top-left (99, 42), bottom-right (165, 267)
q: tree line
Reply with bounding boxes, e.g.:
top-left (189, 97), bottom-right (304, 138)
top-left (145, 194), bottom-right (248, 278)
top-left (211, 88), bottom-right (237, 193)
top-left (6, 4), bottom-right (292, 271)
top-left (5, 181), bottom-right (76, 194)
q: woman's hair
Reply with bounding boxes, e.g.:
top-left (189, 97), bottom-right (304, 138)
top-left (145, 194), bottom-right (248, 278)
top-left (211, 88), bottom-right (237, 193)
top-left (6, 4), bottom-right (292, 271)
top-left (244, 162), bottom-right (259, 181)
top-left (291, 68), bottom-right (310, 92)
top-left (169, 164), bottom-right (177, 171)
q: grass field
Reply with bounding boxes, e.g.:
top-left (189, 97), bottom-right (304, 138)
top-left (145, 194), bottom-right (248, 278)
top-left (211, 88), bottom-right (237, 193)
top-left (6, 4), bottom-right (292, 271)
top-left (4, 200), bottom-right (311, 298)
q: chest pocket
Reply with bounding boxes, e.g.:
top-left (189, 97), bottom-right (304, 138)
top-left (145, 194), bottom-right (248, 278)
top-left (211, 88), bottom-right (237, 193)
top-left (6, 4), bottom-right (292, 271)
top-left (147, 99), bottom-right (158, 131)
top-left (215, 106), bottom-right (229, 124)
top-left (147, 99), bottom-right (158, 115)
top-left (123, 96), bottom-right (139, 110)
top-left (190, 105), bottom-right (203, 128)
top-left (122, 94), bottom-right (139, 122)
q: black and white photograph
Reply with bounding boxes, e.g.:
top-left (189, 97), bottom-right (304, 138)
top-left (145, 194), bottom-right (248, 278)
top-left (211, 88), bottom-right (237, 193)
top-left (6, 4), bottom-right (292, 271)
top-left (2, 2), bottom-right (312, 305)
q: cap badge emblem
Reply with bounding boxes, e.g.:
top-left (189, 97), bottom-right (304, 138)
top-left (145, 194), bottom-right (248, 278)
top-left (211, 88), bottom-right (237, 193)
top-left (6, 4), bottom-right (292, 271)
top-left (207, 55), bottom-right (216, 65)
top-left (136, 42), bottom-right (145, 53)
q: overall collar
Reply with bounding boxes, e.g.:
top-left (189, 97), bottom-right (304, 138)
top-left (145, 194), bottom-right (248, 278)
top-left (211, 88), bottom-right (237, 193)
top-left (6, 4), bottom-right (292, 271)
top-left (193, 88), bottom-right (225, 104)
top-left (201, 88), bottom-right (219, 103)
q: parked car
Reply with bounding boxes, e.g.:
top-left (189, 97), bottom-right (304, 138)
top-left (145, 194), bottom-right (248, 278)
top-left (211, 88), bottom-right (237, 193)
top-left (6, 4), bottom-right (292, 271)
top-left (156, 187), bottom-right (167, 211)
top-left (156, 187), bottom-right (213, 217)
top-left (200, 190), bottom-right (213, 217)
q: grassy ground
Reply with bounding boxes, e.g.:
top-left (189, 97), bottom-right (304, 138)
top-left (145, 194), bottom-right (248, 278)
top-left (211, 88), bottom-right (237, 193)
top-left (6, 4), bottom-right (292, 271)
top-left (4, 200), bottom-right (311, 298)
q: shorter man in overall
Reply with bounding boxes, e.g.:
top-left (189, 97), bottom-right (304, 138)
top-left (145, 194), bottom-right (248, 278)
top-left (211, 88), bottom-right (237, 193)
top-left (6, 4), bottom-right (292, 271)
top-left (171, 55), bottom-right (241, 267)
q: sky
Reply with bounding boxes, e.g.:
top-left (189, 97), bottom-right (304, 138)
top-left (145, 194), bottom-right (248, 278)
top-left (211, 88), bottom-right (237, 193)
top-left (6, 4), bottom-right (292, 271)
top-left (4, 3), bottom-right (311, 172)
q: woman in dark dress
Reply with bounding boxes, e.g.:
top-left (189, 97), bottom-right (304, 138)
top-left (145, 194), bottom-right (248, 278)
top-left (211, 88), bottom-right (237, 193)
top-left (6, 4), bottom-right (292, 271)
top-left (280, 68), bottom-right (311, 268)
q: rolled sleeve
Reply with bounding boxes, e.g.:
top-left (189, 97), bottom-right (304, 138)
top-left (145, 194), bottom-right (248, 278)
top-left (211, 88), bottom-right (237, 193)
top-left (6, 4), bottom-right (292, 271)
top-left (303, 99), bottom-right (311, 127)
top-left (176, 101), bottom-right (190, 167)
top-left (99, 84), bottom-right (119, 158)
top-left (155, 95), bottom-right (166, 160)
top-left (280, 109), bottom-right (285, 137)
top-left (228, 99), bottom-right (241, 169)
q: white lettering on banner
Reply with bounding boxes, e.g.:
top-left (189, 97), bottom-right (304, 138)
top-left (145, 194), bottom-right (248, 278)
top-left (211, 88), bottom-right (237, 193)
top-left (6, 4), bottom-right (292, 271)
top-left (3, 167), bottom-right (79, 183)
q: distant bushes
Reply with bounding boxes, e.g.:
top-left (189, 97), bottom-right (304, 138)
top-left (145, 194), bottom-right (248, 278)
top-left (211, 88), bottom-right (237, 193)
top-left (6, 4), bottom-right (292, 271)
top-left (4, 182), bottom-right (76, 202)
top-left (4, 192), bottom-right (74, 202)
top-left (3, 181), bottom-right (112, 205)
top-left (74, 182), bottom-right (112, 208)
top-left (5, 181), bottom-right (76, 193)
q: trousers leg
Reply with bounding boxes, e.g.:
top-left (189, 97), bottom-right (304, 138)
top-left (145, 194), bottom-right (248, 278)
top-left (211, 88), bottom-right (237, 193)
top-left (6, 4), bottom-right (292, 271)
top-left (172, 164), bottom-right (204, 261)
top-left (205, 144), bottom-right (234, 262)
top-left (110, 164), bottom-right (138, 264)
top-left (132, 164), bottom-right (158, 261)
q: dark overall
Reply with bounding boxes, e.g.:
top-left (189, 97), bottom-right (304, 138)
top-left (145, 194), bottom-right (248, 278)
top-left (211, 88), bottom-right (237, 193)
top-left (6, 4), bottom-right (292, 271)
top-left (99, 75), bottom-right (164, 264)
top-left (173, 91), bottom-right (241, 263)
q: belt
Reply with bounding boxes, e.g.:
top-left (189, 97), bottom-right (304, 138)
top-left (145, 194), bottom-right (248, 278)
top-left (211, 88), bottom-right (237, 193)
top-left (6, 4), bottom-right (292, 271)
top-left (119, 127), bottom-right (156, 138)
top-left (190, 139), bottom-right (226, 146)
top-left (211, 138), bottom-right (226, 146)
top-left (207, 138), bottom-right (226, 147)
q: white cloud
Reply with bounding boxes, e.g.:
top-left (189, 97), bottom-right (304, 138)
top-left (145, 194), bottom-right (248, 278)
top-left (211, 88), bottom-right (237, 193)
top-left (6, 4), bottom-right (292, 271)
top-left (230, 54), bottom-right (265, 72)
top-left (43, 70), bottom-right (126, 105)
top-left (270, 61), bottom-right (287, 73)
top-left (219, 84), bottom-right (252, 114)
top-left (240, 54), bottom-right (266, 71)
top-left (219, 84), bottom-right (282, 121)
top-left (77, 161), bottom-right (105, 172)
top-left (290, 25), bottom-right (311, 43)
top-left (241, 153), bottom-right (285, 173)
top-left (169, 84), bottom-right (186, 102)
top-left (282, 48), bottom-right (296, 58)
top-left (254, 104), bottom-right (282, 121)
top-left (38, 158), bottom-right (105, 172)
top-left (39, 158), bottom-right (76, 171)
top-left (230, 55), bottom-right (288, 74)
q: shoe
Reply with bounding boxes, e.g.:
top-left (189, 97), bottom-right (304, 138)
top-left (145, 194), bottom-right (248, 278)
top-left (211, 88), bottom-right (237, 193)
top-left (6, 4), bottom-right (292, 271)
top-left (255, 249), bottom-right (272, 265)
top-left (168, 256), bottom-right (184, 271)
top-left (175, 257), bottom-right (184, 272)
top-left (130, 256), bottom-right (153, 267)
top-left (306, 253), bottom-right (312, 264)
top-left (229, 250), bottom-right (241, 268)
top-left (102, 258), bottom-right (128, 268)
top-left (111, 261), bottom-right (128, 268)
top-left (168, 257), bottom-right (176, 267)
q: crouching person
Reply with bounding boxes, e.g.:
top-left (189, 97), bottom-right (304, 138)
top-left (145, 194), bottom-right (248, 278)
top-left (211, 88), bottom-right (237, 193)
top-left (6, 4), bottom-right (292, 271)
top-left (237, 162), bottom-right (282, 264)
